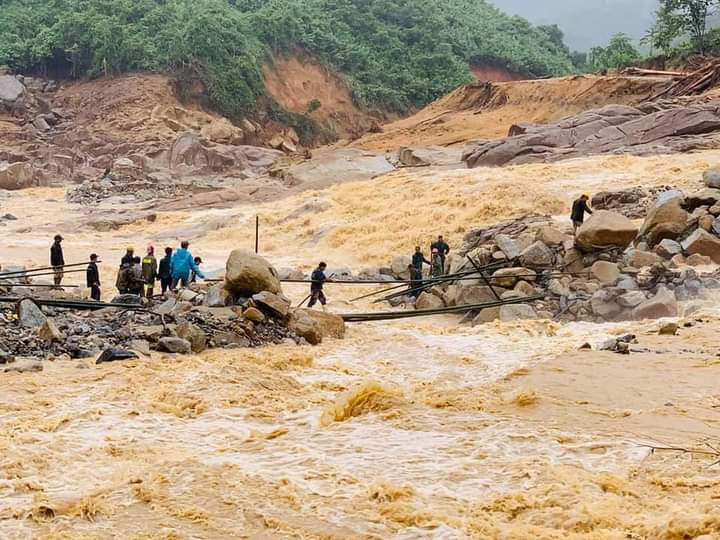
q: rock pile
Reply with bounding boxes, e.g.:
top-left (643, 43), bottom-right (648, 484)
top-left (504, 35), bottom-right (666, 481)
top-left (399, 174), bottom-right (720, 325)
top-left (0, 253), bottom-right (346, 370)
top-left (66, 158), bottom-right (185, 204)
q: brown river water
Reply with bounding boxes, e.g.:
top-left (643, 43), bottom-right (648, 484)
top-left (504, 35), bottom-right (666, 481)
top-left (2, 152), bottom-right (720, 538)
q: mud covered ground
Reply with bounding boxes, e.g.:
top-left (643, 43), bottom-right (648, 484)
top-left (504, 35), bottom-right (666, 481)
top-left (3, 149), bottom-right (720, 538)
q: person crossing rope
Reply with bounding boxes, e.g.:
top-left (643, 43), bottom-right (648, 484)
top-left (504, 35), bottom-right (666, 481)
top-left (308, 262), bottom-right (332, 309)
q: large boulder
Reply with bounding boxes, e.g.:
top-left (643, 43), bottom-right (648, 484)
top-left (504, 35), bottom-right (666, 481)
top-left (455, 285), bottom-right (497, 306)
top-left (289, 309), bottom-right (345, 344)
top-left (176, 322), bottom-right (207, 353)
top-left (252, 291), bottom-right (291, 318)
top-left (491, 267), bottom-right (535, 288)
top-left (158, 337), bottom-right (192, 354)
top-left (590, 261), bottom-right (620, 285)
top-left (590, 289), bottom-right (623, 319)
top-left (495, 234), bottom-right (522, 259)
top-left (624, 249), bottom-right (663, 269)
top-left (499, 304), bottom-right (539, 322)
top-left (416, 292), bottom-right (445, 310)
top-left (681, 229), bottom-right (720, 264)
top-left (703, 167), bottom-right (720, 188)
top-left (473, 306), bottom-right (501, 325)
top-left (0, 163), bottom-right (34, 190)
top-left (631, 287), bottom-right (678, 320)
top-left (225, 251), bottom-right (281, 296)
top-left (638, 197), bottom-right (689, 247)
top-left (18, 299), bottom-right (47, 328)
top-left (0, 75), bottom-right (25, 102)
top-left (519, 241), bottom-right (554, 268)
top-left (390, 256), bottom-right (412, 279)
top-left (576, 210), bottom-right (638, 250)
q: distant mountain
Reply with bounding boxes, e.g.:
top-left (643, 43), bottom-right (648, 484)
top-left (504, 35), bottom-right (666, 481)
top-left (490, 0), bottom-right (658, 51)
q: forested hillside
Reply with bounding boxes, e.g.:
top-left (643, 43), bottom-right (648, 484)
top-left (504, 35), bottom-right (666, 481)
top-left (0, 0), bottom-right (574, 119)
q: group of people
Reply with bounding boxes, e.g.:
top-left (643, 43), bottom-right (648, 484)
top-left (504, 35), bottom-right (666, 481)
top-left (50, 198), bottom-right (593, 307)
top-left (114, 242), bottom-right (204, 298)
top-left (49, 236), bottom-right (206, 302)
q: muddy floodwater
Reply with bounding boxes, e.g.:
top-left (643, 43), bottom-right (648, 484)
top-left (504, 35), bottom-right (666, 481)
top-left (3, 151), bottom-right (720, 538)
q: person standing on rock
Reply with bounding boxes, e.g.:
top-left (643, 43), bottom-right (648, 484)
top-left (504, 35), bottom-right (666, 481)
top-left (121, 246), bottom-right (135, 266)
top-left (115, 262), bottom-right (133, 294)
top-left (86, 253), bottom-right (101, 301)
top-left (430, 235), bottom-right (450, 274)
top-left (308, 262), bottom-right (329, 309)
top-left (571, 194), bottom-right (593, 235)
top-left (430, 248), bottom-right (444, 278)
top-left (408, 263), bottom-right (423, 298)
top-left (50, 234), bottom-right (65, 287)
top-left (132, 257), bottom-right (144, 295)
top-left (142, 246), bottom-right (158, 299)
top-left (170, 241), bottom-right (204, 289)
top-left (412, 246), bottom-right (431, 275)
top-left (158, 247), bottom-right (173, 294)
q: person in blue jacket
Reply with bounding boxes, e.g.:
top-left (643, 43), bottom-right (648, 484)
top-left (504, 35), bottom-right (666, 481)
top-left (170, 240), bottom-right (204, 289)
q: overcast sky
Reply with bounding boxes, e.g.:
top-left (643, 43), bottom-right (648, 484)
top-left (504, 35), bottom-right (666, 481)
top-left (491, 0), bottom-right (659, 51)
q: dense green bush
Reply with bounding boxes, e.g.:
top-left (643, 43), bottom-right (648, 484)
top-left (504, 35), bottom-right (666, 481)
top-left (0, 0), bottom-right (574, 116)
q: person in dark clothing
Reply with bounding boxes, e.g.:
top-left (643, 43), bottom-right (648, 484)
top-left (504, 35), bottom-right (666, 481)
top-left (121, 247), bottom-right (135, 267)
top-left (86, 253), bottom-right (101, 301)
top-left (571, 194), bottom-right (593, 235)
top-left (308, 262), bottom-right (329, 308)
top-left (412, 246), bottom-right (431, 273)
top-left (430, 235), bottom-right (450, 274)
top-left (131, 256), bottom-right (144, 295)
top-left (50, 234), bottom-right (65, 287)
top-left (115, 263), bottom-right (133, 294)
top-left (408, 264), bottom-right (423, 298)
top-left (158, 247), bottom-right (173, 294)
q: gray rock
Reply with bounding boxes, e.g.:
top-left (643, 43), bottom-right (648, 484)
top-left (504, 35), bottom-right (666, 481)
top-left (631, 286), bottom-right (678, 320)
top-left (416, 292), bottom-right (444, 310)
top-left (591, 261), bottom-right (620, 285)
top-left (617, 291), bottom-right (646, 308)
top-left (157, 337), bottom-right (192, 354)
top-left (18, 299), bottom-right (47, 328)
top-left (590, 289), bottom-right (623, 319)
top-left (203, 283), bottom-right (231, 308)
top-left (111, 294), bottom-right (143, 305)
top-left (176, 322), bottom-right (207, 353)
top-left (499, 304), bottom-right (538, 322)
top-left (703, 167), bottom-right (720, 188)
top-left (624, 249), bottom-right (663, 268)
top-left (495, 234), bottom-right (522, 259)
top-left (472, 306), bottom-right (501, 325)
top-left (0, 75), bottom-right (25, 102)
top-left (656, 239), bottom-right (683, 259)
top-left (37, 319), bottom-right (63, 343)
top-left (681, 229), bottom-right (720, 264)
top-left (519, 240), bottom-right (554, 268)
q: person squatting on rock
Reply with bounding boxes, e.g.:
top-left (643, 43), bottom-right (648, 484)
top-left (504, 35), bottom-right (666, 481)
top-left (190, 257), bottom-right (203, 283)
top-left (170, 240), bottom-right (204, 289)
top-left (86, 253), bottom-right (101, 301)
top-left (571, 194), bottom-right (593, 235)
top-left (430, 235), bottom-right (450, 274)
top-left (50, 234), bottom-right (65, 287)
top-left (142, 246), bottom-right (158, 298)
top-left (308, 261), bottom-right (329, 309)
top-left (158, 247), bottom-right (173, 294)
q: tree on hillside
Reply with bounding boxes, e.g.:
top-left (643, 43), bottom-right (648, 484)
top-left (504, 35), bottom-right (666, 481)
top-left (589, 33), bottom-right (641, 72)
top-left (648, 0), bottom-right (719, 54)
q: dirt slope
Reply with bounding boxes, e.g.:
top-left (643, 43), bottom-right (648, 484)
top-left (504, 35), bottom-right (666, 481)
top-left (354, 75), bottom-right (668, 151)
top-left (263, 55), bottom-right (383, 140)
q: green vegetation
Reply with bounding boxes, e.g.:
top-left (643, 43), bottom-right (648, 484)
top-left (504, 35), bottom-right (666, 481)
top-left (589, 33), bottom-right (642, 72)
top-left (0, 0), bottom-right (574, 119)
top-left (645, 0), bottom-right (720, 56)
